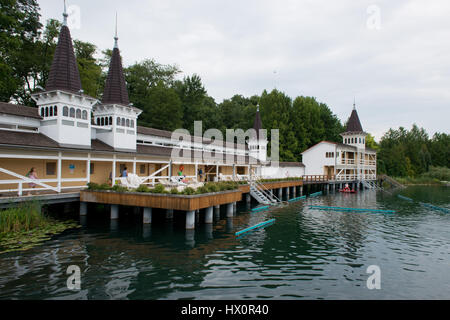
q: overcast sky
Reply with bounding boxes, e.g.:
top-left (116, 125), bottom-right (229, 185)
top-left (38, 0), bottom-right (450, 140)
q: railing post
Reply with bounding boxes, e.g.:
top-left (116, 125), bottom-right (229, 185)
top-left (18, 182), bottom-right (22, 196)
top-left (57, 151), bottom-right (62, 193)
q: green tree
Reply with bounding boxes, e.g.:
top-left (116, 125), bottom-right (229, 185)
top-left (74, 40), bottom-right (102, 98)
top-left (139, 81), bottom-right (183, 131)
top-left (0, 0), bottom-right (42, 103)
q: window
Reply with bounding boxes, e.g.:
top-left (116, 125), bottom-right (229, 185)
top-left (96, 118), bottom-right (100, 125)
top-left (63, 106), bottom-right (69, 117)
top-left (90, 163), bottom-right (94, 175)
top-left (82, 110), bottom-right (87, 120)
top-left (54, 106), bottom-right (57, 116)
top-left (45, 107), bottom-right (49, 117)
top-left (69, 107), bottom-right (75, 118)
top-left (126, 119), bottom-right (130, 127)
top-left (49, 107), bottom-right (53, 117)
top-left (40, 108), bottom-right (45, 117)
top-left (76, 109), bottom-right (81, 119)
top-left (131, 120), bottom-right (134, 128)
top-left (140, 164), bottom-right (146, 174)
top-left (109, 117), bottom-right (112, 125)
top-left (101, 118), bottom-right (105, 126)
top-left (117, 117), bottom-right (120, 126)
top-left (46, 162), bottom-right (56, 175)
top-left (359, 138), bottom-right (362, 143)
top-left (121, 118), bottom-right (125, 127)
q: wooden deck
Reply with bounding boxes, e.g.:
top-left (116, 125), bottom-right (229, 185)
top-left (80, 189), bottom-right (243, 212)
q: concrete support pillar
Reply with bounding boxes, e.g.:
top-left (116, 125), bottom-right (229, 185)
top-left (214, 206), bottom-right (220, 221)
top-left (233, 202), bottom-right (237, 214)
top-left (110, 204), bottom-right (119, 220)
top-left (143, 207), bottom-right (152, 224)
top-left (79, 202), bottom-right (87, 216)
top-left (226, 203), bottom-right (234, 218)
top-left (293, 187), bottom-right (296, 198)
top-left (300, 186), bottom-right (303, 196)
top-left (278, 188), bottom-right (283, 199)
top-left (166, 209), bottom-right (174, 220)
top-left (205, 207), bottom-right (213, 224)
top-left (186, 210), bottom-right (195, 230)
top-left (246, 193), bottom-right (251, 204)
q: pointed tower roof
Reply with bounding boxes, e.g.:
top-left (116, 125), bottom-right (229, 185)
top-left (252, 105), bottom-right (264, 140)
top-left (102, 17), bottom-right (129, 106)
top-left (45, 4), bottom-right (82, 93)
top-left (343, 102), bottom-right (364, 134)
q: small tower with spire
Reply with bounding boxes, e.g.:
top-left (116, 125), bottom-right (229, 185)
top-left (341, 101), bottom-right (367, 150)
top-left (248, 104), bottom-right (268, 162)
top-left (31, 1), bottom-right (97, 148)
top-left (93, 15), bottom-right (142, 151)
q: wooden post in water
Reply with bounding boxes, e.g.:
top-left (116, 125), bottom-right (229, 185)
top-left (143, 207), bottom-right (152, 224)
top-left (111, 204), bottom-right (119, 220)
top-left (186, 210), bottom-right (195, 230)
top-left (226, 203), bottom-right (234, 218)
top-left (79, 202), bottom-right (87, 216)
top-left (205, 207), bottom-right (213, 224)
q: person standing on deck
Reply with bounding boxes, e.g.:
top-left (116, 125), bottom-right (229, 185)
top-left (122, 167), bottom-right (128, 178)
top-left (26, 167), bottom-right (38, 196)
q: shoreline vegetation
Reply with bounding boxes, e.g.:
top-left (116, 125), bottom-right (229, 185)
top-left (0, 201), bottom-right (79, 254)
top-left (392, 166), bottom-right (450, 186)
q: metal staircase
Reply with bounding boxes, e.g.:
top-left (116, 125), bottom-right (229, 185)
top-left (248, 169), bottom-right (281, 205)
top-left (362, 180), bottom-right (382, 190)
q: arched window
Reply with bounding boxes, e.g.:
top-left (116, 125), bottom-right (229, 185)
top-left (131, 120), bottom-right (134, 128)
top-left (82, 110), bottom-right (87, 120)
top-left (116, 117), bottom-right (120, 126)
top-left (76, 109), bottom-right (81, 119)
top-left (41, 108), bottom-right (45, 117)
top-left (101, 118), bottom-right (105, 126)
top-left (49, 107), bottom-right (53, 117)
top-left (359, 138), bottom-right (361, 143)
top-left (54, 106), bottom-right (57, 116)
top-left (45, 107), bottom-right (49, 117)
top-left (63, 106), bottom-right (69, 117)
top-left (126, 119), bottom-right (130, 127)
top-left (121, 118), bottom-right (125, 126)
top-left (69, 107), bottom-right (75, 118)
top-left (96, 118), bottom-right (100, 125)
top-left (109, 117), bottom-right (112, 126)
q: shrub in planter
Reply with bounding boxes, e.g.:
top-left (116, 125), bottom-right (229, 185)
top-left (182, 187), bottom-right (195, 195)
top-left (151, 184), bottom-right (166, 194)
top-left (136, 185), bottom-right (151, 193)
top-left (170, 188), bottom-right (179, 195)
top-left (111, 185), bottom-right (128, 193)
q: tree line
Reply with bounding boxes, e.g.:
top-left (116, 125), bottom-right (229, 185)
top-left (1, 1), bottom-right (448, 175)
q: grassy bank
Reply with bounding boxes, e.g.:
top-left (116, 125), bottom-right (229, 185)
top-left (393, 166), bottom-right (450, 186)
top-left (0, 202), bottom-right (79, 254)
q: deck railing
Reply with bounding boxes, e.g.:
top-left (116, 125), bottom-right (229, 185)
top-left (302, 175), bottom-right (332, 182)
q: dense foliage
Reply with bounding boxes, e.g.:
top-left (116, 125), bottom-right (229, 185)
top-left (1, 2), bottom-right (448, 178)
top-left (376, 125), bottom-right (449, 178)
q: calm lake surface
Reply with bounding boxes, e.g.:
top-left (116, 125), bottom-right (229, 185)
top-left (0, 186), bottom-right (449, 300)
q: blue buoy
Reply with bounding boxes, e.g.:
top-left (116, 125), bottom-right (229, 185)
top-left (419, 202), bottom-right (450, 213)
top-left (309, 205), bottom-right (395, 214)
top-left (251, 206), bottom-right (270, 212)
top-left (235, 219), bottom-right (276, 237)
top-left (397, 195), bottom-right (413, 202)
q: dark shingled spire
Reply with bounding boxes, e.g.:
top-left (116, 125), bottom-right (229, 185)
top-left (252, 105), bottom-right (263, 139)
top-left (344, 107), bottom-right (364, 133)
top-left (45, 24), bottom-right (82, 93)
top-left (102, 46), bottom-right (129, 106)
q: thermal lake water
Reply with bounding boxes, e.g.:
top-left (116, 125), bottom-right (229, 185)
top-left (0, 186), bottom-right (449, 300)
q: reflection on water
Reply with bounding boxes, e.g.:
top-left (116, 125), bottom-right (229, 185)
top-left (0, 186), bottom-right (449, 300)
